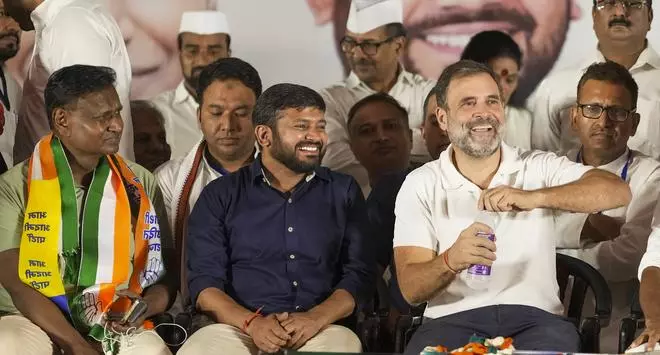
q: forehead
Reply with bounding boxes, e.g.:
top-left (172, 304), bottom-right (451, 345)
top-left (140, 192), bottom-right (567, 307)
top-left (278, 106), bottom-right (325, 122)
top-left (132, 107), bottom-right (163, 126)
top-left (352, 100), bottom-right (406, 126)
top-left (578, 79), bottom-right (634, 106)
top-left (447, 73), bottom-right (500, 101)
top-left (72, 86), bottom-right (120, 111)
top-left (489, 57), bottom-right (520, 73)
top-left (180, 32), bottom-right (228, 45)
top-left (345, 26), bottom-right (388, 41)
top-left (201, 79), bottom-right (256, 103)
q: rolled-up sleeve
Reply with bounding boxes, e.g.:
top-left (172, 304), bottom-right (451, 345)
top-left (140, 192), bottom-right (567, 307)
top-left (335, 178), bottom-right (375, 306)
top-left (639, 200), bottom-right (660, 280)
top-left (186, 182), bottom-right (229, 305)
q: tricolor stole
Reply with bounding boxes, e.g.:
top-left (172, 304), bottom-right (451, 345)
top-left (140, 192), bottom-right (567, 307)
top-left (18, 134), bottom-right (165, 340)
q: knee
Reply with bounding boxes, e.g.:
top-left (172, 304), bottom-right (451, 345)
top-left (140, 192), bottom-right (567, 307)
top-left (0, 316), bottom-right (52, 355)
top-left (319, 325), bottom-right (362, 352)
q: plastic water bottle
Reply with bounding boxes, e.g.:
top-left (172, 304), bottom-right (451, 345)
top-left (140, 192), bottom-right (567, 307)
top-left (465, 211), bottom-right (496, 290)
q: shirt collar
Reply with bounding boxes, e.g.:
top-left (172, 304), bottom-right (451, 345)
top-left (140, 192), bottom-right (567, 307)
top-left (570, 147), bottom-right (631, 172)
top-left (249, 156), bottom-right (330, 185)
top-left (32, 0), bottom-right (77, 31)
top-left (440, 142), bottom-right (523, 190)
top-left (203, 146), bottom-right (259, 176)
top-left (584, 42), bottom-right (660, 71)
top-left (175, 81), bottom-right (196, 104)
top-left (345, 66), bottom-right (415, 91)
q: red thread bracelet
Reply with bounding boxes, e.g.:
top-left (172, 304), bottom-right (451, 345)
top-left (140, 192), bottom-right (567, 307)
top-left (242, 306), bottom-right (264, 333)
top-left (443, 251), bottom-right (458, 274)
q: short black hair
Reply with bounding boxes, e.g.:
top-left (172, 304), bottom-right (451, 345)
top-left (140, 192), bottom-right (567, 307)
top-left (577, 61), bottom-right (639, 109)
top-left (461, 31), bottom-right (522, 69)
top-left (434, 60), bottom-right (503, 110)
top-left (385, 23), bottom-right (407, 38)
top-left (45, 65), bottom-right (116, 126)
top-left (130, 100), bottom-right (165, 125)
top-left (593, 0), bottom-right (652, 7)
top-left (177, 33), bottom-right (231, 50)
top-left (347, 92), bottom-right (409, 130)
top-left (252, 83), bottom-right (325, 128)
top-left (422, 90), bottom-right (436, 120)
top-left (197, 57), bottom-right (262, 104)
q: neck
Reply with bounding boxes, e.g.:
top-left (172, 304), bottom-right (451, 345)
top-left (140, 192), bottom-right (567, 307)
top-left (206, 144), bottom-right (254, 173)
top-left (452, 147), bottom-right (501, 190)
top-left (261, 152), bottom-right (307, 193)
top-left (580, 147), bottom-right (627, 167)
top-left (599, 39), bottom-right (646, 69)
top-left (364, 66), bottom-right (400, 93)
top-left (62, 145), bottom-right (102, 186)
top-left (183, 81), bottom-right (197, 101)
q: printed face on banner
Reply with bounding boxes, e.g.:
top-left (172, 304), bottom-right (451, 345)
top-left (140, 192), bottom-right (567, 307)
top-left (325, 0), bottom-right (582, 104)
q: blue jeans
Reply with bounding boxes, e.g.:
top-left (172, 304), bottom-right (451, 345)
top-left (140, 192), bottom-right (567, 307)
top-left (404, 305), bottom-right (580, 355)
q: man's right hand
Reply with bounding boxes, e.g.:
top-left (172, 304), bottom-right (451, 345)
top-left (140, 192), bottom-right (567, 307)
top-left (445, 222), bottom-right (497, 272)
top-left (246, 314), bottom-right (292, 353)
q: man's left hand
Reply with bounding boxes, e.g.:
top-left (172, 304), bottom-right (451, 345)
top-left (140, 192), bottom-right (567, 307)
top-left (581, 213), bottom-right (622, 243)
top-left (106, 290), bottom-right (149, 333)
top-left (478, 186), bottom-right (541, 212)
top-left (279, 312), bottom-right (325, 349)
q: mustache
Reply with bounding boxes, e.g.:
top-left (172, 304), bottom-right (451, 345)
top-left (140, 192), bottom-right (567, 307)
top-left (609, 17), bottom-right (631, 27)
top-left (590, 128), bottom-right (615, 137)
top-left (406, 3), bottom-right (536, 36)
top-left (350, 58), bottom-right (375, 67)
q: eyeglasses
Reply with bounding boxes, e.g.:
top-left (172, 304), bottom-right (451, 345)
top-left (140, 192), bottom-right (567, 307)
top-left (340, 37), bottom-right (395, 56)
top-left (596, 0), bottom-right (647, 11)
top-left (577, 104), bottom-right (635, 122)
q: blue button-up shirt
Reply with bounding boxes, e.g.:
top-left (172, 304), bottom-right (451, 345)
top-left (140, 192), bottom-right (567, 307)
top-left (186, 158), bottom-right (374, 315)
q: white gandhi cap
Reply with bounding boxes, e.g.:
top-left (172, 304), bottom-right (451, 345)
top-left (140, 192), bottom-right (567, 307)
top-left (345, 0), bottom-right (403, 34)
top-left (178, 11), bottom-right (230, 35)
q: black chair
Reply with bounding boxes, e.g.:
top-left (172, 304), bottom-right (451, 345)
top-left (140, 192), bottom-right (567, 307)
top-left (618, 282), bottom-right (643, 353)
top-left (393, 253), bottom-right (612, 353)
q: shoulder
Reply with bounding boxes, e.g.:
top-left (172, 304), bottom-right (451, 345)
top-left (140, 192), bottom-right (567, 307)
top-left (154, 157), bottom-right (183, 186)
top-left (405, 71), bottom-right (435, 88)
top-left (507, 106), bottom-right (533, 120)
top-left (125, 159), bottom-right (158, 195)
top-left (48, 1), bottom-right (109, 28)
top-left (0, 160), bottom-right (27, 193)
top-left (150, 89), bottom-right (177, 107)
top-left (632, 150), bottom-right (660, 181)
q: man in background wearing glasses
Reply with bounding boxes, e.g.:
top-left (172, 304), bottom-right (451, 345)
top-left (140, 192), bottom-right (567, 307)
top-left (319, 0), bottom-right (434, 196)
top-left (528, 0), bottom-right (660, 160)
top-left (555, 61), bottom-right (660, 353)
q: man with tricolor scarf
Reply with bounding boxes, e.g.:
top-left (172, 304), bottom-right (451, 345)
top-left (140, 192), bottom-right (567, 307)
top-left (0, 65), bottom-right (174, 355)
top-left (155, 59), bottom-right (261, 311)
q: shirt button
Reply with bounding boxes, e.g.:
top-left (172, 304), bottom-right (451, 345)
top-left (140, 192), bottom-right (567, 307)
top-left (288, 198), bottom-right (292, 204)
top-left (292, 281), bottom-right (298, 287)
top-left (287, 226), bottom-right (293, 232)
top-left (289, 254), bottom-right (296, 260)
top-left (295, 305), bottom-right (302, 311)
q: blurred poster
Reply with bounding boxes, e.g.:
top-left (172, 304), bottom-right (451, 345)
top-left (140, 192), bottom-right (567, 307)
top-left (6, 0), bottom-right (659, 105)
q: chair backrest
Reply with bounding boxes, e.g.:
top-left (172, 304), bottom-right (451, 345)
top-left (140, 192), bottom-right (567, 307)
top-left (556, 253), bottom-right (612, 327)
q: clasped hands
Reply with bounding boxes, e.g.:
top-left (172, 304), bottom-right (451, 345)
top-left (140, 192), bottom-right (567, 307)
top-left (477, 185), bottom-right (542, 212)
top-left (245, 311), bottom-right (325, 354)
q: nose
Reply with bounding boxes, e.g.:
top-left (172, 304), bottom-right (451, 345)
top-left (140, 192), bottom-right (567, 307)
top-left (375, 126), bottom-right (390, 142)
top-left (108, 114), bottom-right (124, 133)
top-left (218, 113), bottom-right (239, 132)
top-left (613, 1), bottom-right (629, 15)
top-left (594, 110), bottom-right (615, 128)
top-left (193, 49), bottom-right (216, 67)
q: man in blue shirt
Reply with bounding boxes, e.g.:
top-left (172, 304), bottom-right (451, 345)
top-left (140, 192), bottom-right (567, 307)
top-left (178, 83), bottom-right (373, 354)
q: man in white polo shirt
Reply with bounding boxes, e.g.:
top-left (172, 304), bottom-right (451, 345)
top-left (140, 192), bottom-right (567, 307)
top-left (151, 10), bottom-right (231, 160)
top-left (528, 0), bottom-right (660, 159)
top-left (394, 60), bottom-right (632, 354)
top-left (554, 61), bottom-right (660, 353)
top-left (320, 0), bottom-right (434, 195)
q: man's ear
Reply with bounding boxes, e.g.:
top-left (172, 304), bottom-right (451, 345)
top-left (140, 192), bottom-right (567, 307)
top-left (570, 105), bottom-right (579, 132)
top-left (436, 106), bottom-right (449, 131)
top-left (52, 108), bottom-right (69, 136)
top-left (393, 36), bottom-right (406, 55)
top-left (255, 125), bottom-right (272, 148)
top-left (631, 112), bottom-right (641, 136)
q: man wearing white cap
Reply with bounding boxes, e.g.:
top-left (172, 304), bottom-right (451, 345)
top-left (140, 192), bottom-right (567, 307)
top-left (320, 0), bottom-right (434, 196)
top-left (151, 10), bottom-right (231, 160)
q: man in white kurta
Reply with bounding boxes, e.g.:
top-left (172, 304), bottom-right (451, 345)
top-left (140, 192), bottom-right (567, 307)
top-left (527, 1), bottom-right (660, 158)
top-left (155, 58), bottom-right (260, 308)
top-left (552, 61), bottom-right (660, 353)
top-left (6, 0), bottom-right (134, 163)
top-left (150, 11), bottom-right (231, 160)
top-left (320, 0), bottom-right (434, 194)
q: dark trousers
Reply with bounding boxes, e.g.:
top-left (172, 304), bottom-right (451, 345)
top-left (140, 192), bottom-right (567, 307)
top-left (404, 305), bottom-right (580, 355)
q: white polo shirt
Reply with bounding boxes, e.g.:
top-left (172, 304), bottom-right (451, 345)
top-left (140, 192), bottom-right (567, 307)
top-left (527, 45), bottom-right (660, 159)
top-left (320, 69), bottom-right (434, 195)
top-left (393, 143), bottom-right (592, 319)
top-left (639, 203), bottom-right (660, 280)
